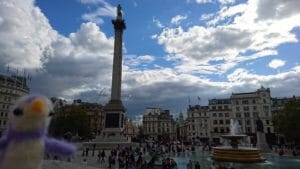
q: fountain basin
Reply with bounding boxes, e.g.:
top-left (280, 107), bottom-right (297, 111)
top-left (212, 147), bottom-right (265, 163)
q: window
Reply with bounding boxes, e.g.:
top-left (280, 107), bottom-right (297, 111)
top-left (245, 112), bottom-right (250, 117)
top-left (0, 112), bottom-right (3, 116)
top-left (213, 113), bottom-right (217, 117)
top-left (192, 125), bottom-right (195, 130)
top-left (253, 112), bottom-right (258, 118)
top-left (213, 120), bottom-right (218, 124)
top-left (266, 120), bottom-right (269, 125)
top-left (214, 127), bottom-right (218, 133)
top-left (236, 106), bottom-right (240, 111)
top-left (247, 127), bottom-right (251, 133)
top-left (236, 101), bottom-right (239, 105)
top-left (236, 113), bottom-right (241, 118)
top-left (224, 105), bottom-right (228, 109)
top-left (263, 99), bottom-right (267, 104)
top-left (246, 120), bottom-right (250, 125)
top-left (218, 113), bottom-right (223, 117)
top-left (238, 120), bottom-right (242, 125)
top-left (253, 106), bottom-right (257, 110)
top-left (243, 106), bottom-right (249, 111)
top-left (265, 112), bottom-right (269, 117)
top-left (218, 106), bottom-right (222, 110)
top-left (252, 99), bottom-right (256, 104)
top-left (212, 106), bottom-right (216, 110)
top-left (225, 113), bottom-right (229, 117)
top-left (242, 100), bottom-right (249, 104)
top-left (226, 120), bottom-right (230, 124)
top-left (220, 128), bottom-right (224, 133)
top-left (219, 120), bottom-right (223, 124)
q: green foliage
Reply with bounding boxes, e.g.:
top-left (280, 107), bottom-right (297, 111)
top-left (49, 105), bottom-right (91, 139)
top-left (273, 99), bottom-right (300, 142)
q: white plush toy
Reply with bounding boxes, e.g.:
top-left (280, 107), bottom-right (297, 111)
top-left (0, 95), bottom-right (76, 169)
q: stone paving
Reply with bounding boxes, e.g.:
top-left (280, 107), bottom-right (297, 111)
top-left (43, 149), bottom-right (111, 169)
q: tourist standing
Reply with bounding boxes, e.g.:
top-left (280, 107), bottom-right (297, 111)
top-left (92, 144), bottom-right (96, 156)
top-left (195, 161), bottom-right (200, 169)
top-left (187, 160), bottom-right (193, 169)
top-left (86, 147), bottom-right (90, 156)
top-left (210, 162), bottom-right (216, 169)
top-left (101, 149), bottom-right (106, 162)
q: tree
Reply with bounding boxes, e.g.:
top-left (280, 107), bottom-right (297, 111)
top-left (49, 105), bottom-right (91, 139)
top-left (273, 99), bottom-right (300, 143)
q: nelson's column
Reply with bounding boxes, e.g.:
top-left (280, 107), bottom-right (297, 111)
top-left (102, 4), bottom-right (127, 141)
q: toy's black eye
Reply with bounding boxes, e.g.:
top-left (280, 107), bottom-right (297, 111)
top-left (49, 111), bottom-right (55, 117)
top-left (13, 108), bottom-right (23, 116)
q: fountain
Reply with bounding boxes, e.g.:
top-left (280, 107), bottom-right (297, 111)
top-left (212, 119), bottom-right (265, 163)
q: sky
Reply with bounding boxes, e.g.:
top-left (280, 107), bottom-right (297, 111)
top-left (0, 0), bottom-right (300, 122)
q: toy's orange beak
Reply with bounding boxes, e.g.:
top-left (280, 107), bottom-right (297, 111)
top-left (31, 98), bottom-right (46, 115)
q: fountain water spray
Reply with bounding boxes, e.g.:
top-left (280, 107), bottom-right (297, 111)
top-left (229, 119), bottom-right (240, 135)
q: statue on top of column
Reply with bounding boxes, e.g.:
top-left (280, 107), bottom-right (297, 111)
top-left (117, 4), bottom-right (122, 17)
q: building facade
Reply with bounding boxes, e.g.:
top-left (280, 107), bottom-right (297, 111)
top-left (72, 99), bottom-right (105, 135)
top-left (177, 111), bottom-right (189, 142)
top-left (0, 74), bottom-right (30, 135)
top-left (231, 87), bottom-right (273, 135)
top-left (123, 117), bottom-right (139, 141)
top-left (142, 108), bottom-right (176, 141)
top-left (186, 105), bottom-right (210, 143)
top-left (208, 98), bottom-right (232, 143)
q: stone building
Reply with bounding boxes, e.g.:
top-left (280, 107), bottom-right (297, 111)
top-left (231, 87), bottom-right (273, 135)
top-left (186, 105), bottom-right (210, 143)
top-left (72, 99), bottom-right (105, 135)
top-left (53, 99), bottom-right (105, 136)
top-left (123, 117), bottom-right (139, 141)
top-left (142, 108), bottom-right (176, 141)
top-left (177, 111), bottom-right (189, 142)
top-left (0, 74), bottom-right (29, 135)
top-left (208, 98), bottom-right (231, 143)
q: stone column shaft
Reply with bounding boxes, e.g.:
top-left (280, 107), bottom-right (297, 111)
top-left (111, 30), bottom-right (123, 100)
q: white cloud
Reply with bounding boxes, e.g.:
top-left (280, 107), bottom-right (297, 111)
top-left (1, 0), bottom-right (300, 118)
top-left (268, 59), bottom-right (286, 69)
top-left (171, 15), bottom-right (187, 25)
top-left (194, 0), bottom-right (235, 4)
top-left (218, 0), bottom-right (235, 5)
top-left (200, 13), bottom-right (214, 21)
top-left (156, 0), bottom-right (300, 75)
top-left (0, 0), bottom-right (57, 69)
top-left (153, 17), bottom-right (164, 28)
top-left (195, 0), bottom-right (212, 3)
top-left (81, 0), bottom-right (116, 24)
top-left (125, 55), bottom-right (155, 67)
